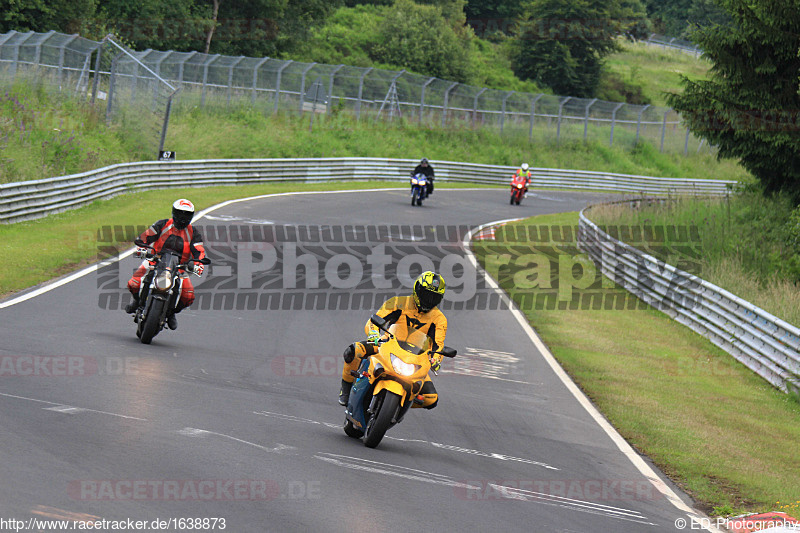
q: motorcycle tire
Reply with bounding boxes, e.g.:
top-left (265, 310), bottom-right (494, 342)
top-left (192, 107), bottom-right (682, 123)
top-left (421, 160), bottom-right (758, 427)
top-left (510, 193), bottom-right (515, 205)
top-left (411, 189), bottom-right (419, 206)
top-left (343, 418), bottom-right (363, 439)
top-left (139, 298), bottom-right (164, 344)
top-left (363, 391), bottom-right (401, 448)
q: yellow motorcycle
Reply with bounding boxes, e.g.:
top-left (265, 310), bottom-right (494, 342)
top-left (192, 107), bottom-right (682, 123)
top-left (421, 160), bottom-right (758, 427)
top-left (344, 315), bottom-right (457, 448)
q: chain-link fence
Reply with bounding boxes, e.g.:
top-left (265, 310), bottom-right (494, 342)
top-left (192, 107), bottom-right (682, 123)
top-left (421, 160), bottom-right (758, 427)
top-left (645, 33), bottom-right (703, 57)
top-left (0, 30), bottom-right (711, 158)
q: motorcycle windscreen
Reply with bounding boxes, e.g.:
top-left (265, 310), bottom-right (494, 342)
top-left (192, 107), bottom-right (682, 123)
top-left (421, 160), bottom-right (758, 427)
top-left (386, 323), bottom-right (432, 355)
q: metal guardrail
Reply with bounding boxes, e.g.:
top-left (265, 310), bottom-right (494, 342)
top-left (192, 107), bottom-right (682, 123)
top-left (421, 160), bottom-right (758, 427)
top-left (578, 207), bottom-right (800, 394)
top-left (645, 34), bottom-right (703, 57)
top-left (0, 158), bottom-right (735, 223)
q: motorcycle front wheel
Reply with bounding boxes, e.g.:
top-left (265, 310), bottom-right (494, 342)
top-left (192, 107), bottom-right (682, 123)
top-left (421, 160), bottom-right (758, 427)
top-left (363, 391), bottom-right (401, 448)
top-left (139, 298), bottom-right (164, 344)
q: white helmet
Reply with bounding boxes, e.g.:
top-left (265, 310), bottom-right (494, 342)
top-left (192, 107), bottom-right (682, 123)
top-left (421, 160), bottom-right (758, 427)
top-left (521, 163), bottom-right (529, 172)
top-left (172, 199), bottom-right (195, 229)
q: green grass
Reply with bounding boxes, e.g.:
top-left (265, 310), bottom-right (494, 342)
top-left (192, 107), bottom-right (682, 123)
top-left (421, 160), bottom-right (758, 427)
top-left (603, 40), bottom-right (711, 107)
top-left (472, 211), bottom-right (800, 515)
top-left (0, 180), bottom-right (489, 297)
top-left (0, 76), bottom-right (752, 185)
top-left (588, 193), bottom-right (800, 327)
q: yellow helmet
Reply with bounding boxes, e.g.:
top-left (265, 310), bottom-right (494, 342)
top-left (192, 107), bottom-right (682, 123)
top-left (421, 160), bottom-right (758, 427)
top-left (413, 271), bottom-right (445, 312)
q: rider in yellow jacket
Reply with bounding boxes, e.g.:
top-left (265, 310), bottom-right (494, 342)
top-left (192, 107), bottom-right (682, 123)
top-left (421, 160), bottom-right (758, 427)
top-left (339, 271), bottom-right (448, 409)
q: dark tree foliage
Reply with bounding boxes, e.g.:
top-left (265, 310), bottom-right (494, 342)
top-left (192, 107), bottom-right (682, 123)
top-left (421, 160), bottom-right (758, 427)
top-left (644, 0), bottom-right (731, 37)
top-left (510, 0), bottom-right (647, 97)
top-left (667, 0), bottom-right (800, 201)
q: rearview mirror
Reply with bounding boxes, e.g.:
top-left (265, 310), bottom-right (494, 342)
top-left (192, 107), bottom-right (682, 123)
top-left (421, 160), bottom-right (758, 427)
top-left (438, 347), bottom-right (457, 358)
top-left (370, 314), bottom-right (387, 331)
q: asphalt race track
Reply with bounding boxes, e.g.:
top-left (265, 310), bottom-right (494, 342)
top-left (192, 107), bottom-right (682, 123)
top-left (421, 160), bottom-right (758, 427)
top-left (0, 189), bottom-right (703, 532)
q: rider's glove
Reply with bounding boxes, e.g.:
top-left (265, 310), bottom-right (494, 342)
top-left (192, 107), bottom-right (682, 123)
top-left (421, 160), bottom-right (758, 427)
top-left (367, 330), bottom-right (381, 345)
top-left (192, 263), bottom-right (205, 276)
top-left (430, 357), bottom-right (442, 373)
top-left (133, 247), bottom-right (148, 258)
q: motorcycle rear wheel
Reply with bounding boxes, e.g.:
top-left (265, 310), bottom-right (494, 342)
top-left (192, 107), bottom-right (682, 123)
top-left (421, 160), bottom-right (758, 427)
top-left (363, 391), bottom-right (401, 448)
top-left (139, 299), bottom-right (164, 344)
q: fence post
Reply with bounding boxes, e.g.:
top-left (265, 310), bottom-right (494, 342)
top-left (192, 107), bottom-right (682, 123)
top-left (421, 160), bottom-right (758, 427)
top-left (610, 103), bottom-right (624, 147)
top-left (501, 91), bottom-right (514, 134)
top-left (57, 35), bottom-right (79, 89)
top-left (92, 37), bottom-right (107, 104)
top-left (273, 60), bottom-right (292, 115)
top-left (327, 64), bottom-right (344, 113)
top-left (298, 62), bottom-right (317, 114)
top-left (583, 98), bottom-right (597, 142)
top-left (177, 51), bottom-right (196, 84)
top-left (419, 77), bottom-right (435, 122)
top-left (158, 92), bottom-right (176, 156)
top-left (473, 87), bottom-right (487, 127)
top-left (442, 82), bottom-right (458, 127)
top-left (10, 32), bottom-right (35, 79)
top-left (660, 110), bottom-right (669, 152)
top-left (356, 67), bottom-right (372, 121)
top-left (227, 56), bottom-right (245, 107)
top-left (556, 96), bottom-right (571, 144)
top-left (684, 127), bottom-right (690, 156)
top-left (634, 104), bottom-right (650, 145)
top-left (34, 30), bottom-right (55, 70)
top-left (106, 52), bottom-right (123, 124)
top-left (153, 51), bottom-right (173, 110)
top-left (529, 94), bottom-right (543, 142)
top-left (251, 57), bottom-right (269, 106)
top-left (200, 54), bottom-right (220, 107)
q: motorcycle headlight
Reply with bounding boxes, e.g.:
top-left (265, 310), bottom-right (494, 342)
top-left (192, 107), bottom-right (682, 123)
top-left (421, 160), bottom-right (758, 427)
top-left (155, 269), bottom-right (172, 291)
top-left (391, 354), bottom-right (419, 377)
top-left (411, 178), bottom-right (418, 185)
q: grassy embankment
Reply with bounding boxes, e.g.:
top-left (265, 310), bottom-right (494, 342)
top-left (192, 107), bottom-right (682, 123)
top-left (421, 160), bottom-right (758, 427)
top-left (472, 212), bottom-right (800, 516)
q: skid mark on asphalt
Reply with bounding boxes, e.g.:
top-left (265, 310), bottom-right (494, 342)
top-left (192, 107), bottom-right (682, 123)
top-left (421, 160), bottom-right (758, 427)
top-left (0, 391), bottom-right (147, 421)
top-left (314, 453), bottom-right (654, 525)
top-left (253, 410), bottom-right (558, 470)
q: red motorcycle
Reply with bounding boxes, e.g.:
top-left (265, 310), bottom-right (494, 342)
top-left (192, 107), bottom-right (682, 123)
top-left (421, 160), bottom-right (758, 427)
top-left (510, 174), bottom-right (527, 205)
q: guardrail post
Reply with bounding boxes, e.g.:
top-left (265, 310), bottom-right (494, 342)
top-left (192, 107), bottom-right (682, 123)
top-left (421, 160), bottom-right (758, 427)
top-left (610, 103), bottom-right (624, 147)
top-left (419, 77), bottom-right (435, 122)
top-left (298, 62), bottom-right (317, 114)
top-left (583, 98), bottom-right (597, 142)
top-left (501, 91), bottom-right (514, 134)
top-left (472, 87), bottom-right (487, 127)
top-left (556, 96), bottom-right (571, 144)
top-left (442, 82), bottom-right (458, 128)
top-left (356, 67), bottom-right (372, 121)
top-left (273, 60), bottom-right (292, 115)
top-left (635, 104), bottom-right (650, 145)
top-left (251, 57), bottom-right (269, 106)
top-left (529, 94), bottom-right (543, 142)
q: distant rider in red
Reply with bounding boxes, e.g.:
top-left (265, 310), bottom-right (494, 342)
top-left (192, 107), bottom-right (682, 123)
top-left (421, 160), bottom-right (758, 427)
top-left (124, 199), bottom-right (206, 330)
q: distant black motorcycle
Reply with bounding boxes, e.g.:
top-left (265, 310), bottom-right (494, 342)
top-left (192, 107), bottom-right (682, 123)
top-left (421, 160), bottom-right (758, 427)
top-left (131, 240), bottom-right (210, 344)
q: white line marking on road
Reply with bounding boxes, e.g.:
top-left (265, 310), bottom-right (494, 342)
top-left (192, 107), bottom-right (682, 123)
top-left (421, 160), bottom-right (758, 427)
top-left (0, 391), bottom-right (147, 421)
top-left (44, 406), bottom-right (86, 415)
top-left (464, 220), bottom-right (723, 532)
top-left (315, 453), bottom-right (653, 525)
top-left (177, 427), bottom-right (295, 454)
top-left (253, 410), bottom-right (340, 429)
